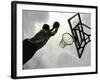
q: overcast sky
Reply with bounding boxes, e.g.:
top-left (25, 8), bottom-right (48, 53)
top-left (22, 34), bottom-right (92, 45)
top-left (22, 10), bottom-right (49, 39)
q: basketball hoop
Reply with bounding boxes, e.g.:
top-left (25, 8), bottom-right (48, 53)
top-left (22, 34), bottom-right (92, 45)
top-left (59, 33), bottom-right (74, 48)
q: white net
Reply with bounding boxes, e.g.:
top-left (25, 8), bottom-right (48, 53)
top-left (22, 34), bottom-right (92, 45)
top-left (59, 33), bottom-right (73, 48)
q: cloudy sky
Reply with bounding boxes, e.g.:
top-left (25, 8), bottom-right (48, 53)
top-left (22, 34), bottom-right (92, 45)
top-left (22, 10), bottom-right (91, 69)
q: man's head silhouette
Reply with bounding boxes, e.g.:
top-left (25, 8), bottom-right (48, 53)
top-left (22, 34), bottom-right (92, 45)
top-left (42, 24), bottom-right (50, 31)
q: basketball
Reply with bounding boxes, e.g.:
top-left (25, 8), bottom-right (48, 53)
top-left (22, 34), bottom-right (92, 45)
top-left (53, 22), bottom-right (60, 28)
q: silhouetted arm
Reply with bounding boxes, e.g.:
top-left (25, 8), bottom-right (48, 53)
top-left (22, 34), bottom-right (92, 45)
top-left (49, 27), bottom-right (59, 36)
top-left (50, 27), bottom-right (55, 32)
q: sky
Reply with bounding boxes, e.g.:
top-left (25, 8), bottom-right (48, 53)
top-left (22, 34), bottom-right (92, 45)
top-left (22, 10), bottom-right (91, 69)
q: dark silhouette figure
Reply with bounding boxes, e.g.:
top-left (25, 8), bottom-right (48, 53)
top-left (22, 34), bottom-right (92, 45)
top-left (23, 22), bottom-right (60, 65)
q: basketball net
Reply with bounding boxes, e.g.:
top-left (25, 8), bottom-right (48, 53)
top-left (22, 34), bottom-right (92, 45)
top-left (59, 33), bottom-right (74, 48)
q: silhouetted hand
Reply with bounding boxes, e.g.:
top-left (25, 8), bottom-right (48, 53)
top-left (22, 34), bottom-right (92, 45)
top-left (53, 22), bottom-right (60, 29)
top-left (53, 25), bottom-right (59, 29)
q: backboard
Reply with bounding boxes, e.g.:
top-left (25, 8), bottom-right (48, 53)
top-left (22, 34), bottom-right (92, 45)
top-left (68, 13), bottom-right (91, 58)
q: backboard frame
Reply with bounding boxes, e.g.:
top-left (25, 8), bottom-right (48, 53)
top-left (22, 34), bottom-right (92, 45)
top-left (68, 13), bottom-right (91, 58)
